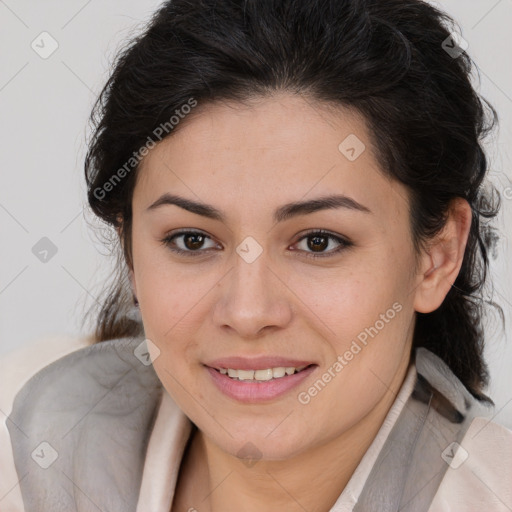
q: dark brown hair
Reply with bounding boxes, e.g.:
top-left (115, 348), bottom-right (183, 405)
top-left (83, 0), bottom-right (502, 401)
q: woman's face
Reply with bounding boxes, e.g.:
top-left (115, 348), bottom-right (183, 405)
top-left (130, 92), bottom-right (424, 460)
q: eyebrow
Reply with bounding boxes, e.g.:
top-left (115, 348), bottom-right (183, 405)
top-left (146, 193), bottom-right (372, 223)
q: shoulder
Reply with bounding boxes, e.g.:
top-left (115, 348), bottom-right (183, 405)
top-left (1, 335), bottom-right (163, 511)
top-left (412, 348), bottom-right (512, 511)
top-left (0, 334), bottom-right (96, 512)
top-left (429, 415), bottom-right (512, 511)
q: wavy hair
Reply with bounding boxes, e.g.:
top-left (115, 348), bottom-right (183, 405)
top-left (83, 0), bottom-right (502, 401)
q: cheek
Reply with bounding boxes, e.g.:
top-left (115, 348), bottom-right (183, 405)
top-left (133, 254), bottom-right (207, 388)
top-left (290, 256), bottom-right (409, 341)
top-left (147, 326), bottom-right (205, 416)
top-left (134, 240), bottom-right (202, 329)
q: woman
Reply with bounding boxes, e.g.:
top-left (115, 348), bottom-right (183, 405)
top-left (2, 0), bottom-right (511, 510)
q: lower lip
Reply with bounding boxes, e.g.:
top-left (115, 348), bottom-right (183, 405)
top-left (205, 365), bottom-right (317, 403)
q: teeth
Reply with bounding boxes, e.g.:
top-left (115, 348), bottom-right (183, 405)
top-left (254, 369), bottom-right (273, 381)
top-left (238, 369), bottom-right (255, 380)
top-left (218, 365), bottom-right (308, 381)
top-left (273, 367), bottom-right (286, 378)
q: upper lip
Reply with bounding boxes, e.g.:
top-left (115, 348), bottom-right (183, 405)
top-left (204, 356), bottom-right (316, 371)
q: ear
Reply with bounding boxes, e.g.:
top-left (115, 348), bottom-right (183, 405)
top-left (413, 198), bottom-right (472, 313)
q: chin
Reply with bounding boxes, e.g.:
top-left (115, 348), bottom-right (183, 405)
top-left (212, 426), bottom-right (312, 462)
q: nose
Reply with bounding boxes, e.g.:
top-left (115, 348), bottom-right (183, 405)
top-left (212, 250), bottom-right (293, 339)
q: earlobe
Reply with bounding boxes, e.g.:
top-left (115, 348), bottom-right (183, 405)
top-left (413, 198), bottom-right (472, 314)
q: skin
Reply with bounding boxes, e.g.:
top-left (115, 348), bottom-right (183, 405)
top-left (124, 92), bottom-right (472, 511)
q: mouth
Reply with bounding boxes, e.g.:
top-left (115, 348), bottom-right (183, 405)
top-left (211, 364), bottom-right (314, 382)
top-left (204, 362), bottom-right (318, 403)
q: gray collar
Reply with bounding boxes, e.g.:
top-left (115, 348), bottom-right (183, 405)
top-left (353, 347), bottom-right (492, 511)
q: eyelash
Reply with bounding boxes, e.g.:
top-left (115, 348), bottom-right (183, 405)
top-left (160, 229), bottom-right (352, 259)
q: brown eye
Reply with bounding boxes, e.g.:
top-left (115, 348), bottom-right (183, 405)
top-left (292, 230), bottom-right (352, 259)
top-left (182, 232), bottom-right (206, 250)
top-left (307, 234), bottom-right (329, 252)
top-left (161, 230), bottom-right (218, 256)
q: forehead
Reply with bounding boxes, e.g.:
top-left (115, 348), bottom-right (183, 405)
top-left (134, 93), bottom-right (408, 223)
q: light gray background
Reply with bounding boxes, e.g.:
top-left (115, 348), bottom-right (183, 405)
top-left (1, 0), bottom-right (511, 427)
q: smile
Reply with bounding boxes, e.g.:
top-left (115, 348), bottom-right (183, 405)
top-left (205, 364), bottom-right (317, 403)
top-left (216, 365), bottom-right (309, 381)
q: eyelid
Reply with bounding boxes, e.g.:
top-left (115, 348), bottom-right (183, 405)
top-left (292, 229), bottom-right (352, 259)
top-left (160, 229), bottom-right (219, 257)
top-left (160, 228), bottom-right (352, 258)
